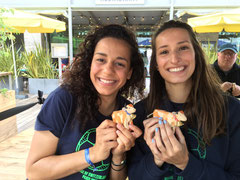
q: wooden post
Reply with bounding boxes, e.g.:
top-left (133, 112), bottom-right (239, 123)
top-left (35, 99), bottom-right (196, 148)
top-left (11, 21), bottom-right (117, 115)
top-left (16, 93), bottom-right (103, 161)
top-left (0, 90), bottom-right (17, 142)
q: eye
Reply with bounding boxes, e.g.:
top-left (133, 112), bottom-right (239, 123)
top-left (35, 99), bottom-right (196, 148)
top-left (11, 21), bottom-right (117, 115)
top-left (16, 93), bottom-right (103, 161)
top-left (159, 50), bottom-right (168, 55)
top-left (179, 46), bottom-right (189, 51)
top-left (96, 58), bottom-right (105, 63)
top-left (115, 62), bottom-right (126, 68)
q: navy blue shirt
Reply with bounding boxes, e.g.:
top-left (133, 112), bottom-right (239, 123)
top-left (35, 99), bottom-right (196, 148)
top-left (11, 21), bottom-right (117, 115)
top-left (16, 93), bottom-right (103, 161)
top-left (128, 97), bottom-right (240, 180)
top-left (35, 87), bottom-right (131, 180)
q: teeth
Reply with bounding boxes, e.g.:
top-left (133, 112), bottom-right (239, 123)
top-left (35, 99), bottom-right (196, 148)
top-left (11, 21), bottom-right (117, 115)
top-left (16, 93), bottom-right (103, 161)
top-left (169, 66), bottom-right (184, 72)
top-left (99, 78), bottom-right (115, 84)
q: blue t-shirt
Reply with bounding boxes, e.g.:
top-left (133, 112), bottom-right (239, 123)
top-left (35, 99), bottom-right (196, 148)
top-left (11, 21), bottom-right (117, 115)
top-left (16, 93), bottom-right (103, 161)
top-left (128, 97), bottom-right (240, 180)
top-left (35, 87), bottom-right (131, 180)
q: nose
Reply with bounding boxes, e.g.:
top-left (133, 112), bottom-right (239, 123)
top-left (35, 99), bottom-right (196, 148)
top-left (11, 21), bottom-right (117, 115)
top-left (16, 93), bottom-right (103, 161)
top-left (170, 51), bottom-right (180, 64)
top-left (103, 61), bottom-right (114, 74)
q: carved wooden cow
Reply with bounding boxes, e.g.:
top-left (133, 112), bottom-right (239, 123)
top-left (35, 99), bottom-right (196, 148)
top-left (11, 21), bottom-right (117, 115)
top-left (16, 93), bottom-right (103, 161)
top-left (153, 109), bottom-right (187, 128)
top-left (112, 104), bottom-right (136, 129)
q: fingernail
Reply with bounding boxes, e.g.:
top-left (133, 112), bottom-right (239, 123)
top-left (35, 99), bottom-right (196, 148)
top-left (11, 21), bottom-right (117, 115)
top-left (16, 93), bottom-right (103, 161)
top-left (159, 120), bottom-right (162, 125)
top-left (163, 120), bottom-right (167, 124)
top-left (159, 117), bottom-right (163, 120)
top-left (155, 127), bottom-right (158, 132)
top-left (152, 139), bottom-right (155, 143)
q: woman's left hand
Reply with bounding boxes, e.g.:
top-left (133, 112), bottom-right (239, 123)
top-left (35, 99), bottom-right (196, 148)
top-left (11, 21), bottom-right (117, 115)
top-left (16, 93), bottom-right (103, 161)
top-left (154, 120), bottom-right (189, 170)
top-left (111, 123), bottom-right (142, 157)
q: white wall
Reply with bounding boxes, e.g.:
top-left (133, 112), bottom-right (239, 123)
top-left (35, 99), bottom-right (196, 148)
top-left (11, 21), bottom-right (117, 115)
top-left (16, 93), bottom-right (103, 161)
top-left (0, 0), bottom-right (240, 10)
top-left (24, 32), bottom-right (42, 53)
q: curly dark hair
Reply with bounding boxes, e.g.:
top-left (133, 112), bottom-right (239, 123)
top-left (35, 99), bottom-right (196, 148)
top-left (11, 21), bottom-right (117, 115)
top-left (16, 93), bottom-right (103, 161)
top-left (147, 20), bottom-right (226, 145)
top-left (61, 24), bottom-right (145, 130)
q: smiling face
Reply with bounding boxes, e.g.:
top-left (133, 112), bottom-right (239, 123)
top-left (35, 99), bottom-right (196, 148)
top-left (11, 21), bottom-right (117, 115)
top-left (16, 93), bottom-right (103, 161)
top-left (155, 28), bottom-right (195, 88)
top-left (90, 37), bottom-right (132, 99)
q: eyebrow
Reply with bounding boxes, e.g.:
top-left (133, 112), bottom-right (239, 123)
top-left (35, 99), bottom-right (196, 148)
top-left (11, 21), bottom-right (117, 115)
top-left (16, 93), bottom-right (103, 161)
top-left (157, 40), bottom-right (190, 50)
top-left (94, 52), bottom-right (128, 61)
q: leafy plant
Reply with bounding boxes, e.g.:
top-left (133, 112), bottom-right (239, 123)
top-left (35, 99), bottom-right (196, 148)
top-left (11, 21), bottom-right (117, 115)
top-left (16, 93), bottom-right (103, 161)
top-left (0, 88), bottom-right (8, 96)
top-left (0, 8), bottom-right (16, 47)
top-left (0, 44), bottom-right (24, 76)
top-left (20, 44), bottom-right (58, 79)
top-left (202, 41), bottom-right (218, 65)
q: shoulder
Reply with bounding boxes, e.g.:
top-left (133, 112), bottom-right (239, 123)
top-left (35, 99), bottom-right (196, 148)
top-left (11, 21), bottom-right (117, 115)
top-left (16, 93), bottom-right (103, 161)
top-left (225, 96), bottom-right (240, 133)
top-left (226, 96), bottom-right (240, 112)
top-left (42, 86), bottom-right (74, 109)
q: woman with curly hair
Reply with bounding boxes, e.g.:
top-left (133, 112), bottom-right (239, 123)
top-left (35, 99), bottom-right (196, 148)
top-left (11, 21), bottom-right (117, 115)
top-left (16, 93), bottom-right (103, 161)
top-left (128, 20), bottom-right (240, 179)
top-left (26, 24), bottom-right (145, 180)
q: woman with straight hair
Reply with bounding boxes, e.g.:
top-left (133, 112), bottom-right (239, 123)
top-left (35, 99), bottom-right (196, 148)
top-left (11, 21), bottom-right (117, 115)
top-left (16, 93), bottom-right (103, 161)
top-left (128, 20), bottom-right (240, 180)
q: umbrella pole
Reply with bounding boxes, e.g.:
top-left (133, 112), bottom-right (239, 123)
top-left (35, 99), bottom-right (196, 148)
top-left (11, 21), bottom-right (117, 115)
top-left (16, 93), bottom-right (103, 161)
top-left (10, 37), bottom-right (19, 94)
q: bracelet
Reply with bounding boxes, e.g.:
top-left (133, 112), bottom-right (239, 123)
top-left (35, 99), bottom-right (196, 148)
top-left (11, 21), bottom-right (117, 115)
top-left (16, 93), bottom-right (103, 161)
top-left (84, 148), bottom-right (97, 172)
top-left (111, 164), bottom-right (126, 171)
top-left (111, 159), bottom-right (126, 166)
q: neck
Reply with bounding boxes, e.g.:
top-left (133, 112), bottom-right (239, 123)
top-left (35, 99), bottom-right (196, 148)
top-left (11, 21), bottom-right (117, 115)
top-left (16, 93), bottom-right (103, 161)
top-left (165, 81), bottom-right (192, 103)
top-left (98, 95), bottom-right (117, 116)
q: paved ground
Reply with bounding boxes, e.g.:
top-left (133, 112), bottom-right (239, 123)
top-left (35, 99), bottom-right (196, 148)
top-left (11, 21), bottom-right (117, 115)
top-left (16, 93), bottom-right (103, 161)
top-left (0, 93), bottom-right (45, 179)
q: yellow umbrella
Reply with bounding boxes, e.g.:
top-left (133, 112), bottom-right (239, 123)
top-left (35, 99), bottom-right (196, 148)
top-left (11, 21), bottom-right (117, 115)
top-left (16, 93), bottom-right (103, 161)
top-left (1, 9), bottom-right (66, 33)
top-left (187, 9), bottom-right (240, 33)
top-left (1, 9), bottom-right (66, 95)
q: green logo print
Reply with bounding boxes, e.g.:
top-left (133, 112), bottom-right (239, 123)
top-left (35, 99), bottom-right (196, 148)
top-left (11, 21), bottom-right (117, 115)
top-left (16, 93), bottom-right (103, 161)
top-left (75, 128), bottom-right (110, 172)
top-left (188, 128), bottom-right (206, 159)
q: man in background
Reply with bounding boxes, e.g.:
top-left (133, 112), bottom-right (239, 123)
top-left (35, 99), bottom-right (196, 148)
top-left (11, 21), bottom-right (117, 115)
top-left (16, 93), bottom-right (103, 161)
top-left (213, 43), bottom-right (240, 98)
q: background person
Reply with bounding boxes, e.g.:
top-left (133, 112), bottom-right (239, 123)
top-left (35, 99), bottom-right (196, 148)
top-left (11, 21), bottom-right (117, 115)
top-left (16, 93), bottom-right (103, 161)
top-left (26, 24), bottom-right (145, 180)
top-left (128, 20), bottom-right (240, 180)
top-left (213, 43), bottom-right (240, 98)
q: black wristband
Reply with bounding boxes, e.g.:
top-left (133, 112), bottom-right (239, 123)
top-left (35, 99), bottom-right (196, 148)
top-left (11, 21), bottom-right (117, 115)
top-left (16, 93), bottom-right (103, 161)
top-left (111, 159), bottom-right (126, 166)
top-left (111, 164), bottom-right (126, 171)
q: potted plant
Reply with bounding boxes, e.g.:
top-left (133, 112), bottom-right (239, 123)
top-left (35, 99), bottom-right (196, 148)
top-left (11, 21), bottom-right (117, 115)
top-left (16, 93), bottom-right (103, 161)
top-left (0, 44), bottom-right (25, 90)
top-left (21, 44), bottom-right (59, 94)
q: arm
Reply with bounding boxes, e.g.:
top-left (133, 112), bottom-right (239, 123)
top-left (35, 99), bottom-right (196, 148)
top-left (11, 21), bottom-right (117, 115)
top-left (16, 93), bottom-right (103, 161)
top-left (127, 118), bottom-right (171, 180)
top-left (220, 82), bottom-right (232, 92)
top-left (26, 120), bottom-right (118, 179)
top-left (232, 83), bottom-right (240, 97)
top-left (26, 131), bottom-right (90, 179)
top-left (127, 136), bottom-right (170, 180)
top-left (109, 124), bottom-right (142, 180)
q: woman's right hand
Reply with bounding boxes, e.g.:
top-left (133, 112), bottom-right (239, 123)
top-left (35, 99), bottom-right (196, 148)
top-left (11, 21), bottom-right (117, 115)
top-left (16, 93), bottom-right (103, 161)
top-left (143, 118), bottom-right (164, 167)
top-left (91, 120), bottom-right (118, 163)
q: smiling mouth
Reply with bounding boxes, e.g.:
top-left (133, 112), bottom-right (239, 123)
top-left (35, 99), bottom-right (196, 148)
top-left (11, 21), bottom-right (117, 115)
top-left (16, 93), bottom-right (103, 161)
top-left (168, 66), bottom-right (185, 72)
top-left (98, 78), bottom-right (116, 84)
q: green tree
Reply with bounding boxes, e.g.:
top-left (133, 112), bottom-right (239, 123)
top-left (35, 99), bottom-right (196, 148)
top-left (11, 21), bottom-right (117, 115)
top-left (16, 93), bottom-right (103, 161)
top-left (0, 8), bottom-right (15, 47)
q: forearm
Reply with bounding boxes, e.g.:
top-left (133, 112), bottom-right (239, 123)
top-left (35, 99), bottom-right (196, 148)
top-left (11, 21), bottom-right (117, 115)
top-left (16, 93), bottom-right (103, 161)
top-left (109, 154), bottom-right (127, 180)
top-left (27, 148), bottom-right (94, 180)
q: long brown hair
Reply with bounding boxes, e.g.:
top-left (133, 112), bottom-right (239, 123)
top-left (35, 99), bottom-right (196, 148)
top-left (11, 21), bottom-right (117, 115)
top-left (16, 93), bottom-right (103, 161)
top-left (62, 24), bottom-right (145, 130)
top-left (147, 20), bottom-right (226, 145)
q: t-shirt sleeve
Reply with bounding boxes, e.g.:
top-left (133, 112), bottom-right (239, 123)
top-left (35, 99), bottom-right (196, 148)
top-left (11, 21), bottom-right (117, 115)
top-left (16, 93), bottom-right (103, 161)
top-left (35, 87), bottom-right (73, 138)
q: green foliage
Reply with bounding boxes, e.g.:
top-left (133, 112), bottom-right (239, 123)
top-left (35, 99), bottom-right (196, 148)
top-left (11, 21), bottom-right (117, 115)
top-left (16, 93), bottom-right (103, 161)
top-left (202, 41), bottom-right (218, 65)
top-left (0, 88), bottom-right (8, 96)
top-left (20, 44), bottom-right (58, 79)
top-left (0, 8), bottom-right (16, 46)
top-left (0, 44), bottom-right (24, 76)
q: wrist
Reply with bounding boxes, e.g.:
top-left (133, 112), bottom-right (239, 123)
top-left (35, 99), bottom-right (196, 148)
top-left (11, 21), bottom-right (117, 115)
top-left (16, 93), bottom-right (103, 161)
top-left (89, 146), bottom-right (98, 163)
top-left (112, 153), bottom-right (126, 164)
top-left (176, 156), bottom-right (189, 170)
top-left (85, 148), bottom-right (97, 172)
top-left (154, 158), bottom-right (164, 167)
